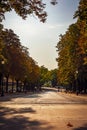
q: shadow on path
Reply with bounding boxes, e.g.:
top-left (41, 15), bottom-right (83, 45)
top-left (0, 92), bottom-right (42, 102)
top-left (0, 106), bottom-right (54, 130)
top-left (73, 124), bottom-right (87, 130)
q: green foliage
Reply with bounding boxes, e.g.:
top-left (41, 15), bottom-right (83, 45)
top-left (0, 24), bottom-right (7, 69)
top-left (39, 66), bottom-right (57, 87)
top-left (0, 0), bottom-right (47, 23)
top-left (39, 66), bottom-right (49, 86)
top-left (49, 69), bottom-right (58, 87)
top-left (74, 0), bottom-right (87, 23)
top-left (0, 0), bottom-right (57, 23)
top-left (56, 0), bottom-right (87, 93)
top-left (0, 0), bottom-right (58, 93)
top-left (0, 28), bottom-right (40, 90)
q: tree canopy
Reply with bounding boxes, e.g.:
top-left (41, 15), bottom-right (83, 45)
top-left (0, 0), bottom-right (57, 23)
top-left (56, 0), bottom-right (87, 93)
top-left (0, 28), bottom-right (40, 92)
top-left (0, 0), bottom-right (58, 93)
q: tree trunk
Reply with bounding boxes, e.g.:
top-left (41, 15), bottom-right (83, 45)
top-left (16, 80), bottom-right (19, 92)
top-left (12, 79), bottom-right (14, 93)
top-left (0, 74), bottom-right (2, 93)
top-left (5, 75), bottom-right (9, 93)
top-left (84, 79), bottom-right (87, 94)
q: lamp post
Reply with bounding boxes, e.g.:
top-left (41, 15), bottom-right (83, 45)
top-left (1, 60), bottom-right (5, 96)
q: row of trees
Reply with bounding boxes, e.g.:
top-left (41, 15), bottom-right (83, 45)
top-left (0, 27), bottom-right (58, 93)
top-left (0, 0), bottom-right (58, 95)
top-left (0, 26), bottom-right (40, 93)
top-left (56, 0), bottom-right (87, 93)
top-left (0, 26), bottom-right (58, 93)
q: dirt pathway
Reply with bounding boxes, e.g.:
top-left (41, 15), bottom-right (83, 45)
top-left (0, 91), bottom-right (87, 130)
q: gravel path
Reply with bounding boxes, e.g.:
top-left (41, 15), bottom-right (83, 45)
top-left (0, 90), bottom-right (87, 130)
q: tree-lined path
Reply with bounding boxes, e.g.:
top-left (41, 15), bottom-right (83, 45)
top-left (0, 87), bottom-right (87, 105)
top-left (0, 88), bottom-right (87, 130)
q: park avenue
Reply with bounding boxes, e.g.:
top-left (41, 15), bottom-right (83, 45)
top-left (0, 87), bottom-right (87, 130)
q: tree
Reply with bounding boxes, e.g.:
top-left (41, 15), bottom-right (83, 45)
top-left (0, 0), bottom-right (57, 23)
top-left (39, 66), bottom-right (49, 86)
top-left (39, 66), bottom-right (58, 88)
top-left (50, 69), bottom-right (58, 87)
top-left (0, 28), bottom-right (41, 93)
top-left (0, 24), bottom-right (5, 61)
top-left (0, 0), bottom-right (58, 93)
top-left (56, 0), bottom-right (87, 93)
top-left (74, 0), bottom-right (87, 65)
top-left (74, 0), bottom-right (87, 93)
top-left (25, 58), bottom-right (40, 91)
top-left (56, 23), bottom-right (80, 90)
top-left (74, 0), bottom-right (87, 23)
top-left (0, 24), bottom-right (6, 93)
